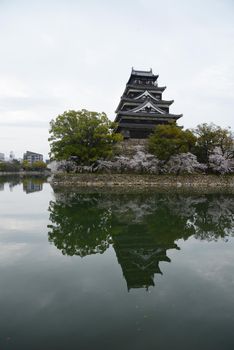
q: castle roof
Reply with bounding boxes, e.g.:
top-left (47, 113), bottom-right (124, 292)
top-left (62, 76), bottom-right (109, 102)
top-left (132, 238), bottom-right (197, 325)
top-left (115, 96), bottom-right (174, 113)
top-left (114, 68), bottom-right (182, 138)
top-left (127, 68), bottom-right (159, 84)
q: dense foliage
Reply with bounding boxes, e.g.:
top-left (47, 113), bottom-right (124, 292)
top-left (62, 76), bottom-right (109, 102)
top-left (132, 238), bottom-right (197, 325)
top-left (48, 112), bottom-right (234, 175)
top-left (49, 109), bottom-right (122, 165)
top-left (145, 123), bottom-right (234, 174)
top-left (0, 160), bottom-right (21, 172)
top-left (148, 124), bottom-right (196, 161)
top-left (0, 160), bottom-right (47, 172)
top-left (193, 123), bottom-right (234, 163)
top-left (22, 160), bottom-right (47, 171)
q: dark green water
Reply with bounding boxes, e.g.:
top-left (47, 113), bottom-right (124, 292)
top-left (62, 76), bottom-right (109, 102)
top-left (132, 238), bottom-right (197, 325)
top-left (0, 176), bottom-right (234, 350)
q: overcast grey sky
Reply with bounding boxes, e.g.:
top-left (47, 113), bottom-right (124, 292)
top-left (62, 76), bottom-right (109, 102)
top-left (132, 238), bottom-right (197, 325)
top-left (0, 0), bottom-right (234, 158)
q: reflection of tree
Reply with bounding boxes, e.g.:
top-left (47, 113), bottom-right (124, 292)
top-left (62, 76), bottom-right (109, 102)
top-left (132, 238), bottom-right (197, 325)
top-left (48, 190), bottom-right (234, 289)
top-left (48, 193), bottom-right (112, 257)
top-left (166, 195), bottom-right (234, 241)
top-left (194, 196), bottom-right (234, 240)
top-left (0, 175), bottom-right (21, 191)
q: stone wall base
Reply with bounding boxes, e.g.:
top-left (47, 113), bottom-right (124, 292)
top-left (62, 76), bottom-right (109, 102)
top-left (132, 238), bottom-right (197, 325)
top-left (115, 139), bottom-right (148, 157)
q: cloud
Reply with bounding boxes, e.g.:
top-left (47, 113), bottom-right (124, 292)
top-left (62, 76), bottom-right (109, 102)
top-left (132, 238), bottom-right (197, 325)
top-left (0, 121), bottom-right (49, 128)
top-left (0, 0), bottom-right (233, 157)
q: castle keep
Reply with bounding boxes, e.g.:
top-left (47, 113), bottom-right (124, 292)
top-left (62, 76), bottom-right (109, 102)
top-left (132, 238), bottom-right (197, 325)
top-left (115, 68), bottom-right (182, 139)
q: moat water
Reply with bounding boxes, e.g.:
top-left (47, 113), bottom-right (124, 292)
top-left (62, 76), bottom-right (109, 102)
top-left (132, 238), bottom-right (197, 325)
top-left (0, 176), bottom-right (234, 350)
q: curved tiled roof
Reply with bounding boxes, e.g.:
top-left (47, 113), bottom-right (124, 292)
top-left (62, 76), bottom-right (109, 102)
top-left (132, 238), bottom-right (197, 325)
top-left (115, 97), bottom-right (173, 113)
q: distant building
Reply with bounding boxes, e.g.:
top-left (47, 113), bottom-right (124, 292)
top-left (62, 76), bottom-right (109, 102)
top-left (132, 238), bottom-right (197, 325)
top-left (0, 153), bottom-right (5, 161)
top-left (23, 151), bottom-right (43, 164)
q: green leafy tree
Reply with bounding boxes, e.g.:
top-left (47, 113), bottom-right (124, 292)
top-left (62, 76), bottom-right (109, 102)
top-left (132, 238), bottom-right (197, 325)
top-left (49, 109), bottom-right (122, 165)
top-left (193, 123), bottom-right (234, 163)
top-left (22, 160), bottom-right (32, 170)
top-left (0, 161), bottom-right (21, 172)
top-left (148, 123), bottom-right (196, 161)
top-left (31, 161), bottom-right (47, 171)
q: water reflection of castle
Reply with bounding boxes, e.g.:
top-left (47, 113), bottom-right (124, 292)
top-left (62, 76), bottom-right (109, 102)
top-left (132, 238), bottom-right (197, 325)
top-left (113, 230), bottom-right (177, 290)
top-left (48, 192), bottom-right (234, 291)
